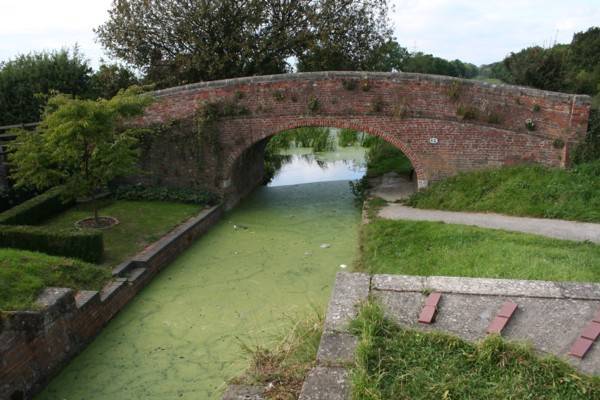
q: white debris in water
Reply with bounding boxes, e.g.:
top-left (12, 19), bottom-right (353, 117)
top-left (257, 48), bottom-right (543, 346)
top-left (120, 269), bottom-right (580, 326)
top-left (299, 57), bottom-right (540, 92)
top-left (339, 264), bottom-right (347, 269)
top-left (320, 243), bottom-right (331, 249)
top-left (304, 251), bottom-right (312, 256)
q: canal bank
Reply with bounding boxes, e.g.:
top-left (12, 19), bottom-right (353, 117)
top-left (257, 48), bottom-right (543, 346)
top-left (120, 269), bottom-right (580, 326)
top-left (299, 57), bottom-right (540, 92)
top-left (37, 149), bottom-right (365, 399)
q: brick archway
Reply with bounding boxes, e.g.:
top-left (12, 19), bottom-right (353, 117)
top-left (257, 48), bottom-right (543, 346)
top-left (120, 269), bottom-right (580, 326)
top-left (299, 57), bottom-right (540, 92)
top-left (136, 72), bottom-right (592, 204)
top-left (225, 118), bottom-right (427, 188)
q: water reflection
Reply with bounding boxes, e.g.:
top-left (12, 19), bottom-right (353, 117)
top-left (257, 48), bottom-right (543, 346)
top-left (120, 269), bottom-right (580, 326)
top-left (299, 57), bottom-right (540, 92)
top-left (268, 147), bottom-right (366, 187)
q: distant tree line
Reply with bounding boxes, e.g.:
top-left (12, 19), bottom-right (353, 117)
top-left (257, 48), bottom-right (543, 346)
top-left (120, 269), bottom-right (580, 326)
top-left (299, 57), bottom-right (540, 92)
top-left (481, 27), bottom-right (600, 107)
top-left (0, 48), bottom-right (138, 125)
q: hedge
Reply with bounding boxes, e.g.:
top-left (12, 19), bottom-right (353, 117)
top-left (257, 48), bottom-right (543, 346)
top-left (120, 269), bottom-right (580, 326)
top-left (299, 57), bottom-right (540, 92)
top-left (0, 225), bottom-right (104, 263)
top-left (0, 187), bottom-right (73, 225)
top-left (113, 184), bottom-right (220, 206)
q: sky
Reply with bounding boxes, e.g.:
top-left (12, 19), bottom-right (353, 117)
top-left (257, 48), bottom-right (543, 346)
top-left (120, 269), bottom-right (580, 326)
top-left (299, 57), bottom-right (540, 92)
top-left (1, 0), bottom-right (599, 69)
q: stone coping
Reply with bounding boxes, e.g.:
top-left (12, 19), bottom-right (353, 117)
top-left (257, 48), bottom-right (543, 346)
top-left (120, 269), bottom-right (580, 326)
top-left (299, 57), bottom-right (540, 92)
top-left (1, 205), bottom-right (222, 333)
top-left (152, 71), bottom-right (591, 103)
top-left (372, 274), bottom-right (600, 301)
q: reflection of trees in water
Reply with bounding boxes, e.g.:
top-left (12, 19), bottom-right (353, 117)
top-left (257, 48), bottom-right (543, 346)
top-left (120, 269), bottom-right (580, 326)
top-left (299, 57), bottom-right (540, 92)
top-left (263, 152), bottom-right (292, 185)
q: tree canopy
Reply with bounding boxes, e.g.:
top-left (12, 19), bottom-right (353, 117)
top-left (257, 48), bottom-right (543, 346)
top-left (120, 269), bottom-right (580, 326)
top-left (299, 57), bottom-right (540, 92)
top-left (8, 87), bottom-right (152, 221)
top-left (97, 0), bottom-right (400, 86)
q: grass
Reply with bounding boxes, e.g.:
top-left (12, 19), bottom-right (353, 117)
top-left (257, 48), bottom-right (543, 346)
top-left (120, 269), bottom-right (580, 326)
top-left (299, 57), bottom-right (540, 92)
top-left (41, 200), bottom-right (200, 267)
top-left (357, 199), bottom-right (600, 282)
top-left (350, 301), bottom-right (600, 400)
top-left (408, 161), bottom-right (600, 222)
top-left (0, 248), bottom-right (110, 311)
top-left (233, 311), bottom-right (324, 399)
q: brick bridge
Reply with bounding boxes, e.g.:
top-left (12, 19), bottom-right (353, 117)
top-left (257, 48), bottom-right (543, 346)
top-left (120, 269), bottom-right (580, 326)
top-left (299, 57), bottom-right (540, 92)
top-left (136, 71), bottom-right (591, 206)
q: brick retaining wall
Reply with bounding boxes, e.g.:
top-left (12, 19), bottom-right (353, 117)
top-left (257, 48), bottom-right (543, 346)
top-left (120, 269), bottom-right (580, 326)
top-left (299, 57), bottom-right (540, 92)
top-left (0, 205), bottom-right (223, 400)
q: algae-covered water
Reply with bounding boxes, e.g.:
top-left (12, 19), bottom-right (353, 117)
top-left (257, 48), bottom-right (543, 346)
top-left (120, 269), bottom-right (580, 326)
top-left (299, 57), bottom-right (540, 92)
top-left (38, 147), bottom-right (365, 399)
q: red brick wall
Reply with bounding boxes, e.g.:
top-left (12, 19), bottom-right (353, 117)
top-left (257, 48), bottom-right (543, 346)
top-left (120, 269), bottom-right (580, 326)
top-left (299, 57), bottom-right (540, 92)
top-left (0, 206), bottom-right (223, 400)
top-left (138, 72), bottom-right (591, 200)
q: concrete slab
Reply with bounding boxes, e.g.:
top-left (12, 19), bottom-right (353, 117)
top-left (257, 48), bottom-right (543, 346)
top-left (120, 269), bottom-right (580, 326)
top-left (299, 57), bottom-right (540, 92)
top-left (323, 272), bottom-right (370, 333)
top-left (299, 367), bottom-right (350, 400)
top-left (317, 332), bottom-right (357, 366)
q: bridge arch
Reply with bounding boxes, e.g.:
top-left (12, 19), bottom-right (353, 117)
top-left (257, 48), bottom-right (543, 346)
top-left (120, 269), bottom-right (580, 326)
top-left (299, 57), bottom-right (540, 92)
top-left (135, 71), bottom-right (592, 205)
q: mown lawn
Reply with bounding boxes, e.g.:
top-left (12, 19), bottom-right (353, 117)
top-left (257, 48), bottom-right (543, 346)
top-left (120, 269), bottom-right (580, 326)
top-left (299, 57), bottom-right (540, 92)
top-left (0, 248), bottom-right (110, 311)
top-left (407, 161), bottom-right (600, 223)
top-left (358, 207), bottom-right (600, 282)
top-left (42, 200), bottom-right (200, 267)
top-left (350, 301), bottom-right (600, 400)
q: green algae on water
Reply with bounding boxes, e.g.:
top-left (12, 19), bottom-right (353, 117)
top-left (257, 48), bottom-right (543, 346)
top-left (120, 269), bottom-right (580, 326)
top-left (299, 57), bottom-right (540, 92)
top-left (37, 181), bottom-right (361, 400)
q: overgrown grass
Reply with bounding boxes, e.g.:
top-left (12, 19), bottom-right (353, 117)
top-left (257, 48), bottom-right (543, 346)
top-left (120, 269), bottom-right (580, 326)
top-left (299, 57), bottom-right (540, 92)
top-left (41, 200), bottom-right (199, 267)
top-left (408, 161), bottom-right (600, 222)
top-left (350, 301), bottom-right (600, 400)
top-left (0, 248), bottom-right (110, 311)
top-left (358, 216), bottom-right (600, 282)
top-left (234, 311), bottom-right (324, 399)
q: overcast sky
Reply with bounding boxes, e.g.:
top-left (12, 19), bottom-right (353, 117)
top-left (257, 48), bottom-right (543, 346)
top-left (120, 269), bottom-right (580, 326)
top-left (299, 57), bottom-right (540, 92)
top-left (1, 0), bottom-right (599, 69)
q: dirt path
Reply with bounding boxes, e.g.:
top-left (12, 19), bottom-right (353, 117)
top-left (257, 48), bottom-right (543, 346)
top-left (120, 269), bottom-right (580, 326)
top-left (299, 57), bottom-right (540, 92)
top-left (379, 204), bottom-right (600, 243)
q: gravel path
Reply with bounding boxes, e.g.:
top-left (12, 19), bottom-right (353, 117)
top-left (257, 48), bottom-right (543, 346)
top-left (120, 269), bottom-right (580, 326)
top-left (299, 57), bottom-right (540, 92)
top-left (379, 204), bottom-right (600, 243)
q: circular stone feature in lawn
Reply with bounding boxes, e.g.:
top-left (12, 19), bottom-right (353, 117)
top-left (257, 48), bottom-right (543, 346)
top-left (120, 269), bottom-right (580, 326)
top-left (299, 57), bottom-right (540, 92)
top-left (75, 216), bottom-right (119, 229)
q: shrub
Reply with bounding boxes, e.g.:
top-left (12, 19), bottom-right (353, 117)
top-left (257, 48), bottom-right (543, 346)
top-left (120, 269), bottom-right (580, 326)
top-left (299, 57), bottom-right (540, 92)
top-left (0, 187), bottom-right (72, 225)
top-left (307, 96), bottom-right (320, 112)
top-left (112, 184), bottom-right (220, 206)
top-left (342, 79), bottom-right (358, 91)
top-left (457, 105), bottom-right (479, 121)
top-left (0, 225), bottom-right (104, 263)
top-left (338, 129), bottom-right (360, 147)
top-left (572, 109), bottom-right (600, 164)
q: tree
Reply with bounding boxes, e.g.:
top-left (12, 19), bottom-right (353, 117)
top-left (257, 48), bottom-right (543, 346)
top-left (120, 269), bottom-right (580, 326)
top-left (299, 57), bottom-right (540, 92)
top-left (96, 0), bottom-right (395, 84)
top-left (8, 87), bottom-right (153, 225)
top-left (0, 48), bottom-right (92, 125)
top-left (97, 0), bottom-right (312, 87)
top-left (90, 63), bottom-right (140, 100)
top-left (502, 45), bottom-right (569, 92)
top-left (297, 0), bottom-right (394, 71)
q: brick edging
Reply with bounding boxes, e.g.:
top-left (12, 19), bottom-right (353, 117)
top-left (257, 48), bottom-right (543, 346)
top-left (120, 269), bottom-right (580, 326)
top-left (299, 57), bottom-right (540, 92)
top-left (0, 205), bottom-right (223, 400)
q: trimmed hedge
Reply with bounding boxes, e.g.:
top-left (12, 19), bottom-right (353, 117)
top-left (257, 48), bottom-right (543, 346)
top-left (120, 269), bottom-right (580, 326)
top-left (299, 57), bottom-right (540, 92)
top-left (0, 225), bottom-right (104, 263)
top-left (0, 187), bottom-right (73, 225)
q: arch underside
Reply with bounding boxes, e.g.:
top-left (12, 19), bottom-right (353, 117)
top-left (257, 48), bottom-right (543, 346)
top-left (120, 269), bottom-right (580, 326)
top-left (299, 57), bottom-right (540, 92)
top-left (220, 115), bottom-right (560, 194)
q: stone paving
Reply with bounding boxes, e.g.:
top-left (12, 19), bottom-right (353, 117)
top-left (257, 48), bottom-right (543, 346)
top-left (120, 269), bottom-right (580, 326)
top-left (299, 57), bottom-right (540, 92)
top-left (296, 272), bottom-right (600, 399)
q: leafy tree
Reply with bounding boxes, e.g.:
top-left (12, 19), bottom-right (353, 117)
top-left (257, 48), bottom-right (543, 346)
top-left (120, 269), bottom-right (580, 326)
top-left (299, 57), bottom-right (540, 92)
top-left (502, 45), bottom-right (569, 92)
top-left (97, 0), bottom-right (312, 87)
top-left (0, 48), bottom-right (92, 125)
top-left (297, 0), bottom-right (393, 71)
top-left (8, 87), bottom-right (153, 224)
top-left (90, 63), bottom-right (140, 100)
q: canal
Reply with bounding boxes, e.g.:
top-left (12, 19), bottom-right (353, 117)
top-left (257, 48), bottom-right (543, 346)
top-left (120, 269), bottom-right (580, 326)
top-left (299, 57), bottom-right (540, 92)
top-left (37, 144), bottom-right (366, 399)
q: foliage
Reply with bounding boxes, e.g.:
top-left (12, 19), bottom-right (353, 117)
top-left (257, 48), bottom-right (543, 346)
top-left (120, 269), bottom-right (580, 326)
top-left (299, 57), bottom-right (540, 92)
top-left (487, 26), bottom-right (600, 98)
top-left (307, 96), bottom-right (320, 113)
top-left (573, 109), bottom-right (600, 163)
top-left (358, 217), bottom-right (600, 282)
top-left (89, 63), bottom-right (140, 100)
top-left (408, 161), bottom-right (600, 222)
top-left (364, 136), bottom-right (413, 177)
top-left (234, 311), bottom-right (324, 399)
top-left (0, 48), bottom-right (92, 125)
top-left (266, 127), bottom-right (334, 152)
top-left (112, 184), bottom-right (219, 206)
top-left (296, 0), bottom-right (394, 72)
top-left (0, 224), bottom-right (104, 263)
top-left (401, 52), bottom-right (479, 78)
top-left (0, 187), bottom-right (72, 225)
top-left (349, 176), bottom-right (370, 206)
top-left (457, 104), bottom-right (480, 120)
top-left (350, 301), bottom-right (600, 400)
top-left (97, 0), bottom-right (312, 87)
top-left (42, 200), bottom-right (200, 267)
top-left (338, 129), bottom-right (360, 147)
top-left (0, 248), bottom-right (110, 311)
top-left (8, 87), bottom-right (153, 222)
top-left (0, 187), bottom-right (38, 213)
